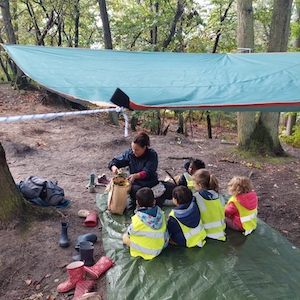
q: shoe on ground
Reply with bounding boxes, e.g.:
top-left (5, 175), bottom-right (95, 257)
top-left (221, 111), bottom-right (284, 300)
top-left (78, 209), bottom-right (90, 218)
top-left (97, 174), bottom-right (110, 186)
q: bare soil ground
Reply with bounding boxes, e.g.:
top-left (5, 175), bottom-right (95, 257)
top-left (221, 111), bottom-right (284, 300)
top-left (0, 83), bottom-right (299, 300)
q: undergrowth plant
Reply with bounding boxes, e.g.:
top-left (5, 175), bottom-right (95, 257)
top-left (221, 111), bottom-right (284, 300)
top-left (281, 125), bottom-right (300, 148)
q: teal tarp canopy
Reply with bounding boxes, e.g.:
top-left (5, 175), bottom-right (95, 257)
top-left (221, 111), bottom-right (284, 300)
top-left (96, 193), bottom-right (300, 300)
top-left (2, 44), bottom-right (300, 111)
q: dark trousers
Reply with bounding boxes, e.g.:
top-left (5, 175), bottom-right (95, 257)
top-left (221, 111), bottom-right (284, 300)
top-left (130, 181), bottom-right (176, 208)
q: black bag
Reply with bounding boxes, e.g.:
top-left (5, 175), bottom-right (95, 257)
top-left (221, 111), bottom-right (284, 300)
top-left (17, 176), bottom-right (66, 207)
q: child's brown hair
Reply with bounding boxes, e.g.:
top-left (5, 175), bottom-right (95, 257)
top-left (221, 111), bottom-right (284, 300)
top-left (192, 169), bottom-right (219, 193)
top-left (172, 185), bottom-right (193, 204)
top-left (136, 187), bottom-right (155, 207)
top-left (228, 176), bottom-right (253, 197)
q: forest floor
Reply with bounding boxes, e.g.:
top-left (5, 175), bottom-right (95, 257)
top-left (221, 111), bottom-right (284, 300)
top-left (0, 83), bottom-right (300, 300)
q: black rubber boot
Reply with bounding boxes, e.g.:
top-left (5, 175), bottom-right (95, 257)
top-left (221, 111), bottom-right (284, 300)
top-left (79, 241), bottom-right (94, 266)
top-left (59, 221), bottom-right (70, 248)
top-left (72, 241), bottom-right (94, 261)
top-left (75, 233), bottom-right (97, 251)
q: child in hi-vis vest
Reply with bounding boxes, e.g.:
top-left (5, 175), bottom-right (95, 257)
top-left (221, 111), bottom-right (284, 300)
top-left (178, 158), bottom-right (206, 193)
top-left (193, 169), bottom-right (226, 241)
top-left (167, 186), bottom-right (206, 248)
top-left (122, 187), bottom-right (169, 260)
top-left (225, 176), bottom-right (258, 236)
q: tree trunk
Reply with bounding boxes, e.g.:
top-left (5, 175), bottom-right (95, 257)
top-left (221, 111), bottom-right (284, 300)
top-left (0, 0), bottom-right (17, 44)
top-left (285, 113), bottom-right (297, 136)
top-left (236, 0), bottom-right (256, 151)
top-left (294, 1), bottom-right (300, 48)
top-left (97, 0), bottom-right (113, 50)
top-left (150, 1), bottom-right (158, 47)
top-left (162, 0), bottom-right (184, 50)
top-left (258, 0), bottom-right (293, 155)
top-left (236, 0), bottom-right (254, 50)
top-left (0, 143), bottom-right (30, 227)
top-left (212, 0), bottom-right (235, 53)
top-left (237, 111), bottom-right (256, 150)
top-left (237, 0), bottom-right (292, 156)
top-left (0, 143), bottom-right (60, 228)
top-left (0, 0), bottom-right (27, 86)
top-left (207, 113), bottom-right (212, 139)
top-left (0, 0), bottom-right (18, 76)
top-left (74, 0), bottom-right (80, 48)
top-left (259, 112), bottom-right (283, 154)
top-left (268, 0), bottom-right (292, 52)
top-left (97, 0), bottom-right (116, 124)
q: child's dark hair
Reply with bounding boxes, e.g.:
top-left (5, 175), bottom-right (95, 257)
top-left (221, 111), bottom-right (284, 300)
top-left (172, 185), bottom-right (193, 204)
top-left (133, 131), bottom-right (150, 148)
top-left (191, 159), bottom-right (206, 170)
top-left (136, 187), bottom-right (155, 207)
top-left (193, 169), bottom-right (219, 193)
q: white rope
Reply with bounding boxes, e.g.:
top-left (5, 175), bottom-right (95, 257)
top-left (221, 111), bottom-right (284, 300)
top-left (122, 111), bottom-right (129, 137)
top-left (0, 106), bottom-right (129, 137)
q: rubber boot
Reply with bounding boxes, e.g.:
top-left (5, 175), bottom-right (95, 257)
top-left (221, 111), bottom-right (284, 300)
top-left (87, 174), bottom-right (96, 193)
top-left (57, 261), bottom-right (85, 293)
top-left (75, 233), bottom-right (97, 251)
top-left (76, 293), bottom-right (102, 300)
top-left (80, 242), bottom-right (95, 267)
top-left (73, 280), bottom-right (98, 300)
top-left (84, 256), bottom-right (115, 280)
top-left (59, 220), bottom-right (70, 248)
top-left (73, 241), bottom-right (94, 262)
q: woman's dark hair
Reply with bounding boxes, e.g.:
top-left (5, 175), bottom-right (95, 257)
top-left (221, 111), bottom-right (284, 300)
top-left (133, 131), bottom-right (150, 148)
top-left (136, 187), bottom-right (154, 207)
top-left (172, 185), bottom-right (193, 204)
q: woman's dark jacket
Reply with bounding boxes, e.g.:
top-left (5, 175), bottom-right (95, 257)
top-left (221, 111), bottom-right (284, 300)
top-left (108, 148), bottom-right (159, 188)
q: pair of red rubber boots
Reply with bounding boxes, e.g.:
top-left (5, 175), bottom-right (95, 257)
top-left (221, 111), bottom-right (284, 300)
top-left (57, 256), bottom-right (114, 299)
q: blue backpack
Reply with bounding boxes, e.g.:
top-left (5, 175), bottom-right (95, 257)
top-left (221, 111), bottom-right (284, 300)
top-left (17, 176), bottom-right (70, 208)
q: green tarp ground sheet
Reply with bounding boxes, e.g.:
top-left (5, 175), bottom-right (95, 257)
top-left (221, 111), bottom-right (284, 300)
top-left (96, 193), bottom-right (300, 300)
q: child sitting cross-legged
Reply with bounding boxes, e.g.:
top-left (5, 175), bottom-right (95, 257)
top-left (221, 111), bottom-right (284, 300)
top-left (122, 187), bottom-right (169, 260)
top-left (225, 176), bottom-right (258, 235)
top-left (193, 169), bottom-right (226, 241)
top-left (178, 158), bottom-right (206, 193)
top-left (167, 186), bottom-right (206, 248)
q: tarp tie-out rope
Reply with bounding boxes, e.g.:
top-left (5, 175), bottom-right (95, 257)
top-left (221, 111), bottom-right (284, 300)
top-left (0, 107), bottom-right (129, 137)
top-left (121, 110), bottom-right (129, 137)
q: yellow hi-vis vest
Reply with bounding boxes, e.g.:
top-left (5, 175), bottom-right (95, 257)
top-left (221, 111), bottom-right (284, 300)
top-left (227, 197), bottom-right (257, 236)
top-left (130, 213), bottom-right (167, 260)
top-left (169, 210), bottom-right (206, 248)
top-left (183, 172), bottom-right (196, 193)
top-left (194, 192), bottom-right (226, 241)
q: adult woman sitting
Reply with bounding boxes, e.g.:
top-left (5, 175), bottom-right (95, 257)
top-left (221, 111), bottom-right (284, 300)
top-left (108, 131), bottom-right (176, 208)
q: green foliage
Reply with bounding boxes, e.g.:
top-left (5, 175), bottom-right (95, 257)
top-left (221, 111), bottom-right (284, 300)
top-left (205, 0), bottom-right (237, 53)
top-left (129, 110), bottom-right (161, 133)
top-left (109, 0), bottom-right (208, 52)
top-left (208, 111), bottom-right (237, 129)
top-left (281, 125), bottom-right (300, 148)
top-left (236, 148), bottom-right (291, 165)
top-left (5, 0), bottom-right (102, 47)
top-left (253, 0), bottom-right (273, 52)
top-left (291, 22), bottom-right (300, 40)
top-left (128, 109), bottom-right (237, 137)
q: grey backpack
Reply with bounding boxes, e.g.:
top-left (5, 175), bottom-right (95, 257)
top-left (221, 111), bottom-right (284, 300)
top-left (17, 176), bottom-right (66, 207)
